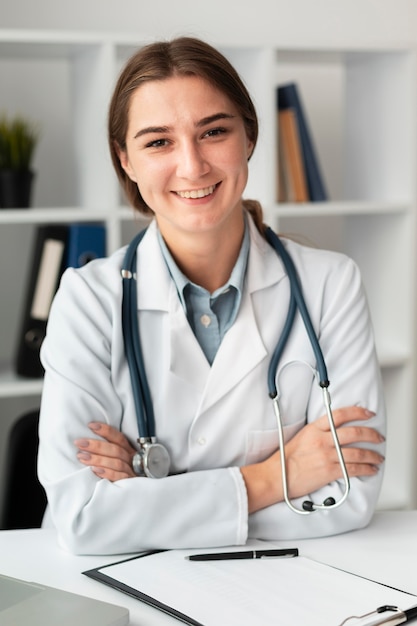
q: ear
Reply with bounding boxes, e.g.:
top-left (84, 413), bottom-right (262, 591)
top-left (246, 138), bottom-right (255, 161)
top-left (115, 143), bottom-right (137, 182)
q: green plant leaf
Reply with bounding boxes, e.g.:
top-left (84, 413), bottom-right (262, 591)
top-left (0, 114), bottom-right (39, 170)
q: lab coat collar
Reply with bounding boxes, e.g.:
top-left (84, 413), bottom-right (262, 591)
top-left (135, 217), bottom-right (287, 408)
top-left (136, 217), bottom-right (285, 308)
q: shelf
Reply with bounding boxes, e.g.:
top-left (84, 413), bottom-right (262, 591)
top-left (0, 29), bottom-right (110, 58)
top-left (270, 200), bottom-right (410, 218)
top-left (0, 366), bottom-right (43, 398)
top-left (377, 347), bottom-right (412, 369)
top-left (0, 208), bottom-right (111, 224)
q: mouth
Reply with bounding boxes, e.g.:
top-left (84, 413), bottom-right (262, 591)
top-left (175, 184), bottom-right (218, 199)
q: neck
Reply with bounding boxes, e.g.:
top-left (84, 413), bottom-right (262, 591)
top-left (158, 215), bottom-right (245, 293)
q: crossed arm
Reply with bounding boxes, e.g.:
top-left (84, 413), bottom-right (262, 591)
top-left (75, 405), bottom-right (384, 514)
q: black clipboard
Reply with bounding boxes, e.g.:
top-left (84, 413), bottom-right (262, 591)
top-left (83, 551), bottom-right (204, 626)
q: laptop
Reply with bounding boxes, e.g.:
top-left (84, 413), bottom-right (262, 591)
top-left (0, 573), bottom-right (129, 625)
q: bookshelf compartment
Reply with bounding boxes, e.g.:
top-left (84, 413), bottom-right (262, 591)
top-left (378, 364), bottom-right (416, 510)
top-left (276, 211), bottom-right (414, 364)
top-left (0, 223), bottom-right (35, 367)
top-left (0, 55), bottom-right (76, 208)
top-left (275, 49), bottom-right (415, 205)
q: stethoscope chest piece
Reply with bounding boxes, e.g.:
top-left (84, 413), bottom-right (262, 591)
top-left (132, 437), bottom-right (171, 479)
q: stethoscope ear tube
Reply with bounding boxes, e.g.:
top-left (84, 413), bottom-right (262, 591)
top-left (265, 227), bottom-right (329, 389)
top-left (121, 228), bottom-right (155, 438)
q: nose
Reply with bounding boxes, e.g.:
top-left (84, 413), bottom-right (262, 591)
top-left (176, 139), bottom-right (210, 181)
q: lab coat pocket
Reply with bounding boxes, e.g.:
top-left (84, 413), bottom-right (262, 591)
top-left (245, 418), bottom-right (305, 464)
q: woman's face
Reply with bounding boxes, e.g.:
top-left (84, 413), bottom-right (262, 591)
top-left (118, 74), bottom-right (253, 241)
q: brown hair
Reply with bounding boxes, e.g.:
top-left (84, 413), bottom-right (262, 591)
top-left (108, 36), bottom-right (265, 231)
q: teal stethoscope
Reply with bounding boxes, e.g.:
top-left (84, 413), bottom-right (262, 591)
top-left (121, 226), bottom-right (350, 514)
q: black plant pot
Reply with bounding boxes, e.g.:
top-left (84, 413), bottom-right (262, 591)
top-left (0, 169), bottom-right (35, 208)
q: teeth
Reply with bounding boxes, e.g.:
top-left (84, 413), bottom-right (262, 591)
top-left (177, 185), bottom-right (216, 199)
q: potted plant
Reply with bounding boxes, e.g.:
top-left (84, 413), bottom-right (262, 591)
top-left (0, 114), bottom-right (39, 208)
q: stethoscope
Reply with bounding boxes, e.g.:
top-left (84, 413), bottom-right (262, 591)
top-left (121, 225), bottom-right (350, 512)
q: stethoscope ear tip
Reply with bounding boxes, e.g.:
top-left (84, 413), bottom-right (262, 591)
top-left (302, 496), bottom-right (336, 512)
top-left (302, 500), bottom-right (314, 512)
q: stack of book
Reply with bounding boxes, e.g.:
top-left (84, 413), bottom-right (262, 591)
top-left (277, 83), bottom-right (327, 203)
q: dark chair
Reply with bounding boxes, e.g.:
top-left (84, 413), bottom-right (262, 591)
top-left (0, 409), bottom-right (47, 529)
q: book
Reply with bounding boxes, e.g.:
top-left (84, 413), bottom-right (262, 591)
top-left (277, 83), bottom-right (328, 202)
top-left (277, 107), bottom-right (309, 202)
top-left (15, 225), bottom-right (68, 378)
top-left (14, 223), bottom-right (106, 378)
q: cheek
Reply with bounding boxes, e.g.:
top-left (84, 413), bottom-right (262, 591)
top-left (134, 160), bottom-right (171, 205)
top-left (133, 158), bottom-right (161, 187)
top-left (228, 151), bottom-right (250, 183)
top-left (212, 142), bottom-right (249, 178)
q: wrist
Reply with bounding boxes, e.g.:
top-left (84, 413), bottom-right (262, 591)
top-left (240, 455), bottom-right (282, 513)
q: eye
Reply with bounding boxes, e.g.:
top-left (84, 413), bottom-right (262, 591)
top-left (203, 127), bottom-right (228, 138)
top-left (145, 138), bottom-right (169, 149)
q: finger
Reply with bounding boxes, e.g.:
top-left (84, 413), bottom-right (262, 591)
top-left (91, 466), bottom-right (134, 482)
top-left (77, 449), bottom-right (135, 477)
top-left (335, 425), bottom-right (385, 446)
top-left (340, 447), bottom-right (385, 467)
top-left (330, 406), bottom-right (376, 428)
top-left (88, 422), bottom-right (136, 453)
top-left (75, 438), bottom-right (134, 465)
top-left (314, 406), bottom-right (377, 432)
top-left (344, 462), bottom-right (380, 478)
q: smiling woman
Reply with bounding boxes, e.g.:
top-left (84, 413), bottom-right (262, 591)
top-left (37, 37), bottom-right (386, 556)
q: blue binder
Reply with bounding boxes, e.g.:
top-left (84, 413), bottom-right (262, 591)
top-left (65, 224), bottom-right (106, 268)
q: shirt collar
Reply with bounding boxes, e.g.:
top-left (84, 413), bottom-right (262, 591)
top-left (157, 217), bottom-right (250, 308)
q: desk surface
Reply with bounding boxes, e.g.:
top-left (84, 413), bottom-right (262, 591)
top-left (1, 511), bottom-right (416, 625)
top-left (280, 510), bottom-right (417, 596)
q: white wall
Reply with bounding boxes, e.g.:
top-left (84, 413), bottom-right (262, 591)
top-left (1, 0), bottom-right (417, 48)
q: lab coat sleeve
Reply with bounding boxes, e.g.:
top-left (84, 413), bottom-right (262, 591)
top-left (248, 249), bottom-right (386, 540)
top-left (38, 266), bottom-right (248, 555)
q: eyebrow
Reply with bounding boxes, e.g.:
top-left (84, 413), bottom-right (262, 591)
top-left (133, 112), bottom-right (236, 140)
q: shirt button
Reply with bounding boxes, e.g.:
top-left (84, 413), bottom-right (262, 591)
top-left (197, 437), bottom-right (206, 446)
top-left (200, 314), bottom-right (211, 328)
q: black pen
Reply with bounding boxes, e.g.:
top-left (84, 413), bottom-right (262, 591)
top-left (186, 548), bottom-right (298, 561)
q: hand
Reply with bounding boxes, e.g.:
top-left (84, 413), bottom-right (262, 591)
top-left (241, 406), bottom-right (385, 513)
top-left (75, 423), bottom-right (137, 481)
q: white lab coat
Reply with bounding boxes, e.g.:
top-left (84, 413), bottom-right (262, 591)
top-left (38, 217), bottom-right (385, 555)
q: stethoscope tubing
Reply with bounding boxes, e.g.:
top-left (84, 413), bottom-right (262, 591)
top-left (265, 227), bottom-right (329, 392)
top-left (121, 229), bottom-right (155, 439)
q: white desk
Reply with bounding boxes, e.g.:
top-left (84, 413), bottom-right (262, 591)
top-left (0, 528), bottom-right (176, 625)
top-left (279, 510), bottom-right (417, 597)
top-left (1, 511), bottom-right (416, 625)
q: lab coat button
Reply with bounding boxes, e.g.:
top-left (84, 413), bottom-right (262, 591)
top-left (197, 437), bottom-right (206, 445)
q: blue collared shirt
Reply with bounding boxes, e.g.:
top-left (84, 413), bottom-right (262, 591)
top-left (157, 223), bottom-right (250, 365)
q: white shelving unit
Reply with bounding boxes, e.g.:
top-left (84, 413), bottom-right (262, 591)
top-left (0, 30), bottom-right (415, 512)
